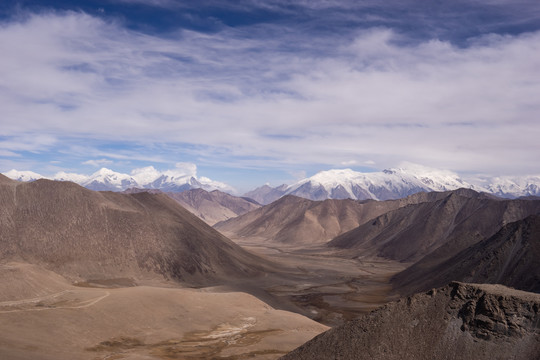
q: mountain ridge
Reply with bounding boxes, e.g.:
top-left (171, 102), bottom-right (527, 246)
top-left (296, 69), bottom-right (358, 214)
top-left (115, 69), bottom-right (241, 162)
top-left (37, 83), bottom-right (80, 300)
top-left (5, 166), bottom-right (540, 201)
top-left (244, 167), bottom-right (540, 204)
top-left (3, 166), bottom-right (234, 193)
top-left (392, 214), bottom-right (540, 295)
top-left (0, 176), bottom-right (268, 285)
top-left (328, 189), bottom-right (540, 264)
top-left (214, 191), bottom-right (460, 245)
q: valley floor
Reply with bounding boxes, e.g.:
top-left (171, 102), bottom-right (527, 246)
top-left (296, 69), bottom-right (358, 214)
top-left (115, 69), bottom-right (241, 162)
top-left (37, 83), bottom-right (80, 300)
top-left (0, 245), bottom-right (407, 360)
top-left (231, 239), bottom-right (409, 327)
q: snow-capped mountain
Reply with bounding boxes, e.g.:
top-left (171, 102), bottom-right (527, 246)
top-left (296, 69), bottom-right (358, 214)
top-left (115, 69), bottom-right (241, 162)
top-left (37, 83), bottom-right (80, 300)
top-left (283, 166), bottom-right (478, 201)
top-left (3, 169), bottom-right (43, 182)
top-left (482, 175), bottom-right (540, 198)
top-left (2, 166), bottom-right (235, 194)
top-left (243, 164), bottom-right (540, 202)
top-left (81, 168), bottom-right (139, 191)
top-left (6, 165), bottom-right (540, 201)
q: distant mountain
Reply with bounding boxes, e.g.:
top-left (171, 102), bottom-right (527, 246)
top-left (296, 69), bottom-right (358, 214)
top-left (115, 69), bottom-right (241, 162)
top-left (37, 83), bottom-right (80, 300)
top-left (214, 193), bottom-right (438, 245)
top-left (393, 215), bottom-right (540, 295)
top-left (243, 166), bottom-right (540, 203)
top-left (282, 282), bottom-right (540, 360)
top-left (3, 166), bottom-right (234, 193)
top-left (483, 175), bottom-right (540, 198)
top-left (328, 189), bottom-right (540, 263)
top-left (6, 165), bottom-right (540, 200)
top-left (243, 184), bottom-right (288, 205)
top-left (286, 166), bottom-right (475, 201)
top-left (0, 174), bottom-right (267, 285)
top-left (167, 188), bottom-right (260, 225)
top-left (243, 166), bottom-right (477, 203)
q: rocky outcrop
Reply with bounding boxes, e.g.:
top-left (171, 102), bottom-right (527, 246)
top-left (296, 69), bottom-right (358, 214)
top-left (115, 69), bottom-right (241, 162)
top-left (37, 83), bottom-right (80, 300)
top-left (281, 282), bottom-right (540, 360)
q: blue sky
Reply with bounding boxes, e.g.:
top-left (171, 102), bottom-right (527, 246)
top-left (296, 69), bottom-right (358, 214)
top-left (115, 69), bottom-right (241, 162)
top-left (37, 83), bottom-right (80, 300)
top-left (1, 0), bottom-right (540, 192)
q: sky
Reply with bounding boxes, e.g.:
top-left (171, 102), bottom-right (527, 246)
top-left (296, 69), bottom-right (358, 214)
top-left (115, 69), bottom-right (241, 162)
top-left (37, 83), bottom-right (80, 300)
top-left (1, 0), bottom-right (539, 192)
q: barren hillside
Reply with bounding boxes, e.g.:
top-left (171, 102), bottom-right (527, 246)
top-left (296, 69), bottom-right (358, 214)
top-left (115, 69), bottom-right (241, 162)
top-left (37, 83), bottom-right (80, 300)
top-left (0, 175), bottom-right (268, 285)
top-left (281, 282), bottom-right (540, 360)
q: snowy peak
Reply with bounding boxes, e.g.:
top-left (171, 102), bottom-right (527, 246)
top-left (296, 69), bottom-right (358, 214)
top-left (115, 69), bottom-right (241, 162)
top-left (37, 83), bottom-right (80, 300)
top-left (283, 166), bottom-right (477, 201)
top-left (3, 169), bottom-right (43, 182)
top-left (1, 166), bottom-right (234, 194)
top-left (83, 168), bottom-right (139, 191)
top-left (240, 167), bottom-right (540, 203)
top-left (484, 175), bottom-right (540, 198)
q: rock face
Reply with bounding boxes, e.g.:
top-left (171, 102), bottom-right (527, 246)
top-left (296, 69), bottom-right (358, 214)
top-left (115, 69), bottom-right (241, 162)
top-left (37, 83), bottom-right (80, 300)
top-left (394, 215), bottom-right (540, 295)
top-left (0, 175), bottom-right (267, 284)
top-left (281, 282), bottom-right (540, 360)
top-left (166, 188), bottom-right (260, 225)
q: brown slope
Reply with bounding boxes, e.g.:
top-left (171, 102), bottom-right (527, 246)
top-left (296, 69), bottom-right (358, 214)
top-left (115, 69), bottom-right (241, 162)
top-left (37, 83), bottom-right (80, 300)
top-left (393, 215), bottom-right (540, 295)
top-left (214, 195), bottom-right (403, 245)
top-left (0, 173), bottom-right (16, 185)
top-left (215, 190), bottom-right (487, 246)
top-left (281, 282), bottom-right (540, 360)
top-left (167, 188), bottom-right (260, 225)
top-left (328, 189), bottom-right (540, 263)
top-left (0, 178), bottom-right (268, 285)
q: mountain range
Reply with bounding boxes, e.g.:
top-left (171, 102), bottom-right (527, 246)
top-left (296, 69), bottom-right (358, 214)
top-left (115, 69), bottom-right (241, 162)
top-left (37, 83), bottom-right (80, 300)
top-left (246, 167), bottom-right (540, 204)
top-left (219, 188), bottom-right (540, 296)
top-left (2, 173), bottom-right (540, 359)
top-left (215, 194), bottom-right (438, 245)
top-left (4, 165), bottom-right (540, 202)
top-left (328, 189), bottom-right (540, 262)
top-left (3, 166), bottom-right (234, 193)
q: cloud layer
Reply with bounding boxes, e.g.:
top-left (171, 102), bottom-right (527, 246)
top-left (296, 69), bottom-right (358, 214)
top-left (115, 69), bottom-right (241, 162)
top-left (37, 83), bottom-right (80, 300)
top-left (0, 2), bottom-right (539, 186)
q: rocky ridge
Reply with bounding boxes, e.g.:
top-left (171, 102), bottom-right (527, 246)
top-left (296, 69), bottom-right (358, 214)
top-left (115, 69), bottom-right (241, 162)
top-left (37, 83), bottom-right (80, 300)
top-left (281, 282), bottom-right (540, 360)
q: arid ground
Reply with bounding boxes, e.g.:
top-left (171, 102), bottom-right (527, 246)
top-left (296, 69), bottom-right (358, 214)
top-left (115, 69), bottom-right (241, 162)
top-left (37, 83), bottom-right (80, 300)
top-left (0, 242), bottom-right (406, 360)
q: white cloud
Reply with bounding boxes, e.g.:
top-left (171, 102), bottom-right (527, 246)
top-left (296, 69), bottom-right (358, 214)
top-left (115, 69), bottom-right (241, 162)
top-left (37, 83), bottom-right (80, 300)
top-left (173, 162), bottom-right (197, 177)
top-left (130, 166), bottom-right (162, 184)
top-left (0, 150), bottom-right (20, 157)
top-left (288, 170), bottom-right (307, 181)
top-left (0, 11), bottom-right (539, 177)
top-left (83, 158), bottom-right (113, 167)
